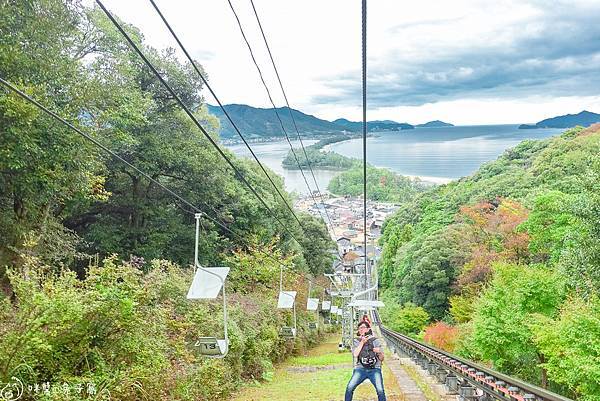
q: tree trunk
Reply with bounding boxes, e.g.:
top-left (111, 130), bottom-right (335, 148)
top-left (538, 353), bottom-right (548, 388)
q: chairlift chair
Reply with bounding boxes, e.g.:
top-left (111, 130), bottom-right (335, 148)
top-left (306, 281), bottom-right (319, 329)
top-left (277, 266), bottom-right (298, 338)
top-left (330, 305), bottom-right (339, 324)
top-left (348, 299), bottom-right (385, 310)
top-left (306, 297), bottom-right (319, 311)
top-left (187, 213), bottom-right (230, 358)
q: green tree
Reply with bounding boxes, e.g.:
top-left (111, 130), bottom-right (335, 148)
top-left (0, 0), bottom-right (105, 269)
top-left (469, 262), bottom-right (565, 386)
top-left (531, 296), bottom-right (600, 401)
top-left (379, 297), bottom-right (429, 335)
top-left (400, 227), bottom-right (468, 319)
top-left (328, 164), bottom-right (425, 203)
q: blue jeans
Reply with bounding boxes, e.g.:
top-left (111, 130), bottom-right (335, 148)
top-left (345, 367), bottom-right (386, 401)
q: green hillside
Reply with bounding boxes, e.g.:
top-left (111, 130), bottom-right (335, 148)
top-left (378, 124), bottom-right (600, 398)
top-left (519, 110), bottom-right (600, 129)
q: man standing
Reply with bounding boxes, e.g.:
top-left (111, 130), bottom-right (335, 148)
top-left (345, 321), bottom-right (386, 401)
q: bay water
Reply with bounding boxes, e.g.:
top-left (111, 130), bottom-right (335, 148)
top-left (227, 124), bottom-right (564, 194)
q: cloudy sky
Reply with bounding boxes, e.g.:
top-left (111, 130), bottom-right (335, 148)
top-left (101, 0), bottom-right (600, 125)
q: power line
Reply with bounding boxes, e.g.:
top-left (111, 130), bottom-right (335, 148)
top-left (195, 198), bottom-right (330, 293)
top-left (0, 76), bottom-right (329, 294)
top-left (248, 0), bottom-right (340, 243)
top-left (225, 0), bottom-right (330, 237)
top-left (96, 1), bottom-right (336, 294)
top-left (0, 77), bottom-right (199, 213)
top-left (147, 0), bottom-right (308, 232)
top-left (96, 0), bottom-right (303, 245)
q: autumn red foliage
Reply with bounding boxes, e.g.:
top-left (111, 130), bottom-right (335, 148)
top-left (423, 322), bottom-right (460, 352)
top-left (454, 199), bottom-right (530, 291)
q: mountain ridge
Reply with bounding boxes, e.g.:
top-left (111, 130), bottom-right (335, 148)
top-left (519, 110), bottom-right (600, 129)
top-left (207, 104), bottom-right (421, 138)
top-left (415, 120), bottom-right (454, 128)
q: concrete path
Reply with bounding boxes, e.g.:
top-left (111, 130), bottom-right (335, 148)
top-left (375, 326), bottom-right (455, 401)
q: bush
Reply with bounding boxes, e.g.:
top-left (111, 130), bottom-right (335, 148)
top-left (0, 255), bottom-right (329, 400)
top-left (423, 322), bottom-right (459, 352)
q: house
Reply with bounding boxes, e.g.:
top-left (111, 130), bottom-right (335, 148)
top-left (336, 237), bottom-right (352, 254)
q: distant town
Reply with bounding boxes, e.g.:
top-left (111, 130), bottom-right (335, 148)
top-left (295, 194), bottom-right (398, 271)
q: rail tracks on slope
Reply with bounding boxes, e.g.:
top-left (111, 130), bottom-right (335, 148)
top-left (372, 311), bottom-right (572, 401)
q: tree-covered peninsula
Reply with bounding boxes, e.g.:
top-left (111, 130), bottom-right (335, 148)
top-left (282, 135), bottom-right (359, 170)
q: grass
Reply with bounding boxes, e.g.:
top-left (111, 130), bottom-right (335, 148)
top-left (229, 334), bottom-right (405, 401)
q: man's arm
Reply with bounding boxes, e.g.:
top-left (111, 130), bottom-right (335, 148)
top-left (353, 338), bottom-right (366, 357)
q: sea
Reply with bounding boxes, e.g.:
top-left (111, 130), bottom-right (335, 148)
top-left (226, 124), bottom-right (564, 195)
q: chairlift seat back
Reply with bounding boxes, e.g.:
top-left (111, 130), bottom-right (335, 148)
top-left (277, 291), bottom-right (297, 309)
top-left (306, 298), bottom-right (319, 311)
top-left (190, 337), bottom-right (228, 357)
top-left (187, 267), bottom-right (230, 299)
top-left (280, 326), bottom-right (296, 337)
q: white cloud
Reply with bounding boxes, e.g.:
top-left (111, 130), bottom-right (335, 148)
top-left (99, 0), bottom-right (600, 124)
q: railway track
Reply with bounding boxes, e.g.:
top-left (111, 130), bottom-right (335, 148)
top-left (373, 312), bottom-right (572, 401)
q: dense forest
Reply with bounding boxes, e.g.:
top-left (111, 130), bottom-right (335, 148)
top-left (0, 1), bottom-right (335, 399)
top-left (377, 125), bottom-right (600, 400)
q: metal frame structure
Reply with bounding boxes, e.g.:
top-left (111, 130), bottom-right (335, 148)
top-left (306, 281), bottom-right (319, 329)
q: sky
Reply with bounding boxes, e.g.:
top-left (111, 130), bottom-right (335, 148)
top-left (99, 0), bottom-right (600, 125)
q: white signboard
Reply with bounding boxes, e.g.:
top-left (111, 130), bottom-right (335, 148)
top-left (321, 300), bottom-right (331, 311)
top-left (331, 305), bottom-right (339, 314)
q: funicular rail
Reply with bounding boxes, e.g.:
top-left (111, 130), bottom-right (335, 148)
top-left (372, 312), bottom-right (572, 401)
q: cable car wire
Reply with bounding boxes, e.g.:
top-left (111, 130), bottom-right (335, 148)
top-left (0, 76), bottom-right (329, 295)
top-left (147, 0), bottom-right (308, 232)
top-left (362, 0), bottom-right (368, 289)
top-left (96, 0), bottom-right (304, 245)
top-left (225, 0), bottom-right (335, 240)
top-left (247, 0), bottom-right (340, 242)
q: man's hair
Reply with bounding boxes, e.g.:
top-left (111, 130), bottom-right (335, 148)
top-left (356, 320), bottom-right (373, 336)
top-left (357, 321), bottom-right (371, 329)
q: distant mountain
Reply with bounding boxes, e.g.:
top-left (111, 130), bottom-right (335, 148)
top-left (207, 104), bottom-right (415, 138)
top-left (519, 110), bottom-right (600, 129)
top-left (332, 118), bottom-right (414, 132)
top-left (207, 104), bottom-right (343, 138)
top-left (415, 120), bottom-right (454, 128)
